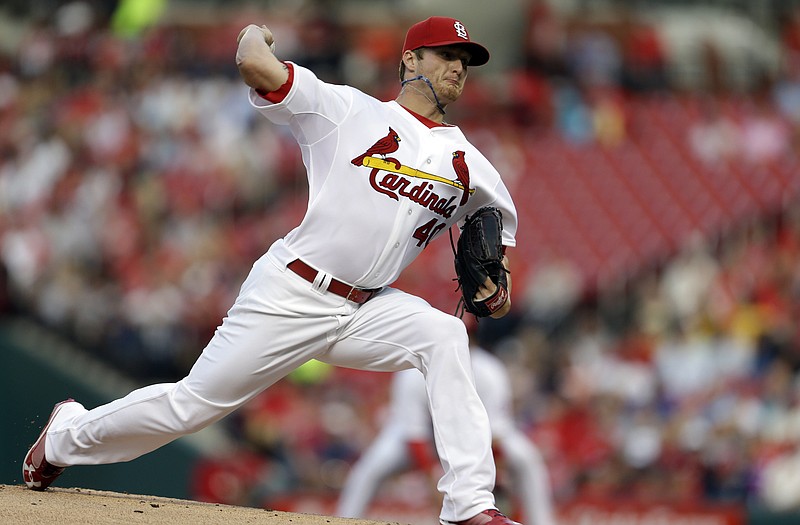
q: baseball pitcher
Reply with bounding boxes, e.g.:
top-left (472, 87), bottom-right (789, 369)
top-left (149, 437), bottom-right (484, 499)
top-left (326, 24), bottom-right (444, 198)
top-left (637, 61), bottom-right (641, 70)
top-left (23, 15), bottom-right (520, 525)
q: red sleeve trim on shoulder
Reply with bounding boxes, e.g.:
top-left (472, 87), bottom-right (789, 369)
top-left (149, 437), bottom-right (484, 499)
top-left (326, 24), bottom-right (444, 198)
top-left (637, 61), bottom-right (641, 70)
top-left (255, 62), bottom-right (294, 103)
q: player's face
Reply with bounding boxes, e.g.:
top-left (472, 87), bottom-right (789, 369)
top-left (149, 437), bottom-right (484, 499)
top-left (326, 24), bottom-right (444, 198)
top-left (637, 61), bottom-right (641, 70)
top-left (419, 46), bottom-right (471, 103)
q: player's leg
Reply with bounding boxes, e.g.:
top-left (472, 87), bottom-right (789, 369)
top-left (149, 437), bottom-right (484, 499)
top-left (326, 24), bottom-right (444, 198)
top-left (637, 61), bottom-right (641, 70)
top-left (498, 432), bottom-right (557, 525)
top-left (336, 422), bottom-right (410, 518)
top-left (319, 288), bottom-right (496, 523)
top-left (43, 253), bottom-right (345, 467)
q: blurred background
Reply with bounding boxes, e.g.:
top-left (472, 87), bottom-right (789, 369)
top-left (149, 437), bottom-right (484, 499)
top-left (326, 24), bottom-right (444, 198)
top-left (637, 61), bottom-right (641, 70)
top-left (2, 0), bottom-right (800, 523)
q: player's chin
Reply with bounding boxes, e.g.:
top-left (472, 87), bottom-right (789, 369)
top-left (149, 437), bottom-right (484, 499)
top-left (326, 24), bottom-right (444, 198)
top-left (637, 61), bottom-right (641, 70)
top-left (439, 84), bottom-right (463, 103)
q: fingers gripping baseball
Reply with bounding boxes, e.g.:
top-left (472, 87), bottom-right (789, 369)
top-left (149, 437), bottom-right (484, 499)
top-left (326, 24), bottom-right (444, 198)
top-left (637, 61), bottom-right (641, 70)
top-left (237, 24), bottom-right (276, 53)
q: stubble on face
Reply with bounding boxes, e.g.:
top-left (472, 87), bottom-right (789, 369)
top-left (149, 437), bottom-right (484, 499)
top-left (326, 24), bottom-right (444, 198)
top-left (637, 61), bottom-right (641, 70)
top-left (421, 48), bottom-right (469, 104)
top-left (437, 78), bottom-right (464, 102)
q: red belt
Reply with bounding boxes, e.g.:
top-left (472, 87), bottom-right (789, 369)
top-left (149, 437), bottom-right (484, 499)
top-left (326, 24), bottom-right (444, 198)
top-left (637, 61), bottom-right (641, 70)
top-left (287, 259), bottom-right (381, 304)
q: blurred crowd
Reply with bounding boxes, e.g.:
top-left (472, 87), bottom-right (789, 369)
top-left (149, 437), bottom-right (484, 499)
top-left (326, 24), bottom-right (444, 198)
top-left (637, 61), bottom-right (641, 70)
top-left (2, 0), bottom-right (800, 517)
top-left (533, 206), bottom-right (800, 511)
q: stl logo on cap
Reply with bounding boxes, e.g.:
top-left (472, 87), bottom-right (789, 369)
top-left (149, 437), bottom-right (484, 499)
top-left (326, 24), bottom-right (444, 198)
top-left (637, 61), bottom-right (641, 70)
top-left (453, 20), bottom-right (468, 40)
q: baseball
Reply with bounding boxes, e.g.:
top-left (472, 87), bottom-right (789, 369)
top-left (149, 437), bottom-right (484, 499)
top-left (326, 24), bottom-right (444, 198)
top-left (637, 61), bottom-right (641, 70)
top-left (237, 24), bottom-right (276, 54)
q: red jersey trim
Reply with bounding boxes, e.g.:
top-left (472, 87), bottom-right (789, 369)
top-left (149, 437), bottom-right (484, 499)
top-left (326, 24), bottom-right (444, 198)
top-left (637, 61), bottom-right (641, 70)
top-left (255, 62), bottom-right (295, 103)
top-left (400, 105), bottom-right (453, 128)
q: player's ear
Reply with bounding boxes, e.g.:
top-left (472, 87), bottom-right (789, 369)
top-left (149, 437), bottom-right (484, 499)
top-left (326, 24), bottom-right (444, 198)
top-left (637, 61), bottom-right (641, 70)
top-left (401, 49), bottom-right (418, 73)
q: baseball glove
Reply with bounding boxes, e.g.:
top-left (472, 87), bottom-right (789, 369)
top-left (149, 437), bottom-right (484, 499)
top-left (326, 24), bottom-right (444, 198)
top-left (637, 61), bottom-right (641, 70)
top-left (452, 206), bottom-right (509, 318)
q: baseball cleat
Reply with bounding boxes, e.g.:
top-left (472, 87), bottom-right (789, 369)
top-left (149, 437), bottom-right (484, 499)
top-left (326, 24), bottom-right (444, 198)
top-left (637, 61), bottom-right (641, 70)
top-left (443, 509), bottom-right (523, 525)
top-left (22, 399), bottom-right (75, 490)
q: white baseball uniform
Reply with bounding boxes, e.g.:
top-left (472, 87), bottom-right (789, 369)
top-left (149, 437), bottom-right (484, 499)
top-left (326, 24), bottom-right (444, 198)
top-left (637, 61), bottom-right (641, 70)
top-left (337, 347), bottom-right (557, 525)
top-left (40, 61), bottom-right (517, 523)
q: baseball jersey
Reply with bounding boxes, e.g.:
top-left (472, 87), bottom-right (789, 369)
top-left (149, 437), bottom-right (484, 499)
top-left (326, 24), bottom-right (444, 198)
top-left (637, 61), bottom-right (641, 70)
top-left (249, 62), bottom-right (517, 289)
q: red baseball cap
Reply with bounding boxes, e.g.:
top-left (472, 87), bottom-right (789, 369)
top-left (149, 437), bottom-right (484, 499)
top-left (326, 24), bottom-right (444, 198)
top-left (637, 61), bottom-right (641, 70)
top-left (402, 16), bottom-right (490, 66)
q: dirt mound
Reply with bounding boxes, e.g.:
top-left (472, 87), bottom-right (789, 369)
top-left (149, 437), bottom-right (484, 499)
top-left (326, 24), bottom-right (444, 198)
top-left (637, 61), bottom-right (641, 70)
top-left (0, 484), bottom-right (404, 525)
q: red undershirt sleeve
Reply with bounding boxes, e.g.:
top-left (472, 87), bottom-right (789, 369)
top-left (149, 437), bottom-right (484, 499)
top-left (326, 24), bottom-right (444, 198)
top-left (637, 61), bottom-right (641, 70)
top-left (255, 62), bottom-right (294, 103)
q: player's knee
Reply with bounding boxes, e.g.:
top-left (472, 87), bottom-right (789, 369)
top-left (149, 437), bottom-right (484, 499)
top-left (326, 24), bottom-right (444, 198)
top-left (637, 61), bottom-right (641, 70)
top-left (417, 313), bottom-right (469, 362)
top-left (427, 312), bottom-right (468, 346)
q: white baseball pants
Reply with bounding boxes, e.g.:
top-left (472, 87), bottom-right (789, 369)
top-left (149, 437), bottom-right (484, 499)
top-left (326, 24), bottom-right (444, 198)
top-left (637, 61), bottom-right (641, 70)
top-left (44, 240), bottom-right (496, 522)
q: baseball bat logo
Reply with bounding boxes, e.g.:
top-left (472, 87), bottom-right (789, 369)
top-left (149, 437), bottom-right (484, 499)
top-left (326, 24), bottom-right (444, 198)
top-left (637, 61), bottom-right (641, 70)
top-left (351, 128), bottom-right (475, 218)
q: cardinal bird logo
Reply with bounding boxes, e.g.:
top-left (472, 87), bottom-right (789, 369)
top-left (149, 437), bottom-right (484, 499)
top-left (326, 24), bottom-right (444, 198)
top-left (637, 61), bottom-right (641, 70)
top-left (351, 131), bottom-right (475, 213)
top-left (452, 150), bottom-right (471, 206)
top-left (351, 127), bottom-right (401, 167)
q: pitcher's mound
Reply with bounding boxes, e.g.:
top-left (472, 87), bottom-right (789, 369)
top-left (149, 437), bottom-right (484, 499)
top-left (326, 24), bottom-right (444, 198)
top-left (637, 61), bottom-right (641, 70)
top-left (0, 484), bottom-right (404, 524)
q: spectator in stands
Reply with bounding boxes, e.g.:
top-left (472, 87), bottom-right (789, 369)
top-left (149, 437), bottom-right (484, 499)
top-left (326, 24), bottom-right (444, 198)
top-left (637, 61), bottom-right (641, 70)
top-left (772, 56), bottom-right (800, 135)
top-left (779, 5), bottom-right (800, 64)
top-left (588, 86), bottom-right (627, 147)
top-left (523, 252), bottom-right (583, 336)
top-left (618, 13), bottom-right (669, 93)
top-left (565, 27), bottom-right (622, 89)
top-left (687, 97), bottom-right (740, 166)
top-left (521, 0), bottom-right (569, 79)
top-left (660, 232), bottom-right (720, 324)
top-left (737, 97), bottom-right (791, 166)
